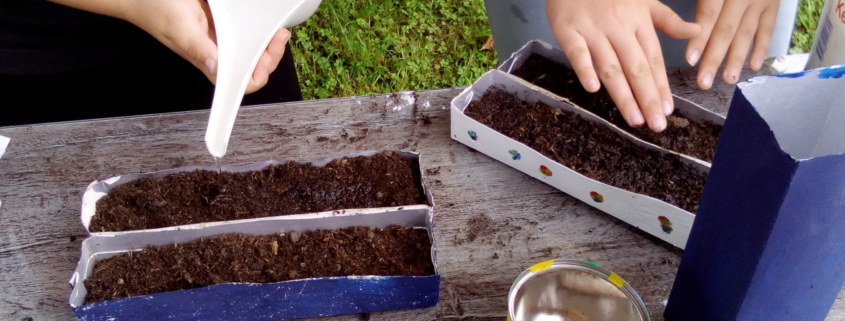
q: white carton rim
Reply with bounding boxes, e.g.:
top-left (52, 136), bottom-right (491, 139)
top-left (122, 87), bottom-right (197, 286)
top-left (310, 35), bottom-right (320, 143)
top-left (739, 65), bottom-right (845, 160)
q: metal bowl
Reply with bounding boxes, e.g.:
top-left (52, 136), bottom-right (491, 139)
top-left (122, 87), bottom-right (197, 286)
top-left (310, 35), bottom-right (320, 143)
top-left (508, 259), bottom-right (649, 321)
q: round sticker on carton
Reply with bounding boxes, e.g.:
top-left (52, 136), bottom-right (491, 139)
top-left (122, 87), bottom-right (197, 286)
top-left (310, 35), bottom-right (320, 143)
top-left (658, 216), bottom-right (673, 234)
top-left (589, 191), bottom-right (604, 203)
top-left (468, 130), bottom-right (478, 141)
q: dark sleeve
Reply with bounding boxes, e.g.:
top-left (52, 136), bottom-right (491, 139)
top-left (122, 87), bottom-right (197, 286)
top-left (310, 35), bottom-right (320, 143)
top-left (0, 0), bottom-right (146, 74)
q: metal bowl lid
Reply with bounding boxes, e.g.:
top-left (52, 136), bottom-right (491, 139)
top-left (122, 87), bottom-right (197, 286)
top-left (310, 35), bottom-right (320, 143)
top-left (508, 259), bottom-right (649, 321)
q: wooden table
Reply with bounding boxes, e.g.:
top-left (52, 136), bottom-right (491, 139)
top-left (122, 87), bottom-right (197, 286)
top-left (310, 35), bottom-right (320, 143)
top-left (2, 67), bottom-right (844, 321)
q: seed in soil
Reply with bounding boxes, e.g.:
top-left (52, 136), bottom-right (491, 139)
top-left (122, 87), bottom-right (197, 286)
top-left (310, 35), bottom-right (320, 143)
top-left (464, 87), bottom-right (706, 213)
top-left (289, 230), bottom-right (302, 243)
top-left (512, 54), bottom-right (722, 162)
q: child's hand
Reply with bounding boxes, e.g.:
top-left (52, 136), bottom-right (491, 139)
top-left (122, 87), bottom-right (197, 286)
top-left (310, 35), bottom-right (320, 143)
top-left (546, 0), bottom-right (701, 132)
top-left (686, 0), bottom-right (780, 88)
top-left (118, 0), bottom-right (290, 94)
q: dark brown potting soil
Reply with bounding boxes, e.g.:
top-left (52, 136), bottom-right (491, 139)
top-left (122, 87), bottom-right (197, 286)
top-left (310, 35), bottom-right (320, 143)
top-left (91, 152), bottom-right (426, 232)
top-left (512, 54), bottom-right (721, 162)
top-left (83, 225), bottom-right (434, 305)
top-left (465, 88), bottom-right (706, 213)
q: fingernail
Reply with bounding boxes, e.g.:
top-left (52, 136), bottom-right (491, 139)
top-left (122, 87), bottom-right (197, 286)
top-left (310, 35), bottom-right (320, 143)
top-left (662, 100), bottom-right (673, 116)
top-left (700, 72), bottom-right (713, 89)
top-left (650, 114), bottom-right (667, 132)
top-left (283, 32), bottom-right (291, 43)
top-left (687, 50), bottom-right (701, 67)
top-left (725, 67), bottom-right (739, 83)
top-left (751, 57), bottom-right (764, 70)
top-left (584, 77), bottom-right (599, 92)
top-left (628, 111), bottom-right (645, 127)
top-left (205, 58), bottom-right (216, 75)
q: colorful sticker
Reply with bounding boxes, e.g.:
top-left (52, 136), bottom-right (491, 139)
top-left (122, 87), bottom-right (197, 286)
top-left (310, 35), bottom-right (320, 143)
top-left (658, 216), bottom-right (673, 234)
top-left (509, 150), bottom-right (521, 160)
top-left (468, 130), bottom-right (478, 141)
top-left (539, 165), bottom-right (553, 176)
top-left (608, 273), bottom-right (627, 288)
top-left (529, 259), bottom-right (555, 273)
top-left (589, 191), bottom-right (604, 203)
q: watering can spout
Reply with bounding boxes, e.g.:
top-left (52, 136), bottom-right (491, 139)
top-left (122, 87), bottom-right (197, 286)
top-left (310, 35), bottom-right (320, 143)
top-left (204, 0), bottom-right (322, 158)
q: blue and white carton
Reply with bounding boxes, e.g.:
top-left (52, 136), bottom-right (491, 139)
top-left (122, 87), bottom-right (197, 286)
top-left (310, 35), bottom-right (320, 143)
top-left (665, 66), bottom-right (845, 321)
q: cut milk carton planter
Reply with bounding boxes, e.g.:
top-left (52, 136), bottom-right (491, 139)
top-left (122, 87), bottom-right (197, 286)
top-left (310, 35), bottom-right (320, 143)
top-left (498, 40), bottom-right (725, 167)
top-left (70, 151), bottom-right (438, 320)
top-left (450, 70), bottom-right (706, 249)
top-left (70, 208), bottom-right (438, 321)
top-left (80, 151), bottom-right (431, 236)
top-left (666, 66), bottom-right (845, 321)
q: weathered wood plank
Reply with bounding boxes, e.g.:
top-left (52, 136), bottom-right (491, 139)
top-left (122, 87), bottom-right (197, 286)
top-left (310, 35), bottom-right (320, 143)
top-left (0, 67), bottom-right (841, 321)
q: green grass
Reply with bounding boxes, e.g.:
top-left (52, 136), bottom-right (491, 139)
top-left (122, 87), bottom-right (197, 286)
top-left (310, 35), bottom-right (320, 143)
top-left (290, 0), bottom-right (824, 100)
top-left (289, 0), bottom-right (497, 100)
top-left (791, 0), bottom-right (826, 54)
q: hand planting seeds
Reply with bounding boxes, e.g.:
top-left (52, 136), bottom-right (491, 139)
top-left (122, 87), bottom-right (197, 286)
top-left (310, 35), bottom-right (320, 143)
top-left (512, 54), bottom-right (722, 162)
top-left (464, 88), bottom-right (706, 213)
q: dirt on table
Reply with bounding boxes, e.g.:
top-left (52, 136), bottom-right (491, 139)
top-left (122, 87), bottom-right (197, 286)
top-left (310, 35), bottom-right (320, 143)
top-left (512, 54), bottom-right (722, 162)
top-left (91, 152), bottom-right (427, 232)
top-left (466, 213), bottom-right (494, 242)
top-left (465, 88), bottom-right (706, 213)
top-left (83, 225), bottom-right (434, 305)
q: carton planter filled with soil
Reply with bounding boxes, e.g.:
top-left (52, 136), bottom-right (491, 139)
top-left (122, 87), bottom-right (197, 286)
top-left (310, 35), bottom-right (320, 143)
top-left (81, 150), bottom-right (430, 235)
top-left (451, 70), bottom-right (708, 248)
top-left (499, 40), bottom-right (725, 164)
top-left (70, 151), bottom-right (438, 320)
top-left (69, 208), bottom-right (438, 321)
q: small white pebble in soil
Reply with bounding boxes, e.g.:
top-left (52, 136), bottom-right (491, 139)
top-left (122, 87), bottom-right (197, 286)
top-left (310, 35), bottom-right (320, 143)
top-left (289, 231), bottom-right (302, 243)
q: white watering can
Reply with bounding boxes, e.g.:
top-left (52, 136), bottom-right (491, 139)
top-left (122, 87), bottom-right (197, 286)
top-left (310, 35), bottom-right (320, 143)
top-left (204, 0), bottom-right (322, 158)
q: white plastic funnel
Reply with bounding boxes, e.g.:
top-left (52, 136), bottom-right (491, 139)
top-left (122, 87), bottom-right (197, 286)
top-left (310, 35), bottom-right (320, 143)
top-left (205, 0), bottom-right (321, 158)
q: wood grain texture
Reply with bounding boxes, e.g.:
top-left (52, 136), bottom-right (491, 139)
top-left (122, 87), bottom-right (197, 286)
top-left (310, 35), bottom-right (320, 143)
top-left (1, 67), bottom-right (842, 321)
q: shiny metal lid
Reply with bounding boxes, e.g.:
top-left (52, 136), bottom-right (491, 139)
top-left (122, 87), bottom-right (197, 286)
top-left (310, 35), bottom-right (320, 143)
top-left (508, 259), bottom-right (649, 321)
